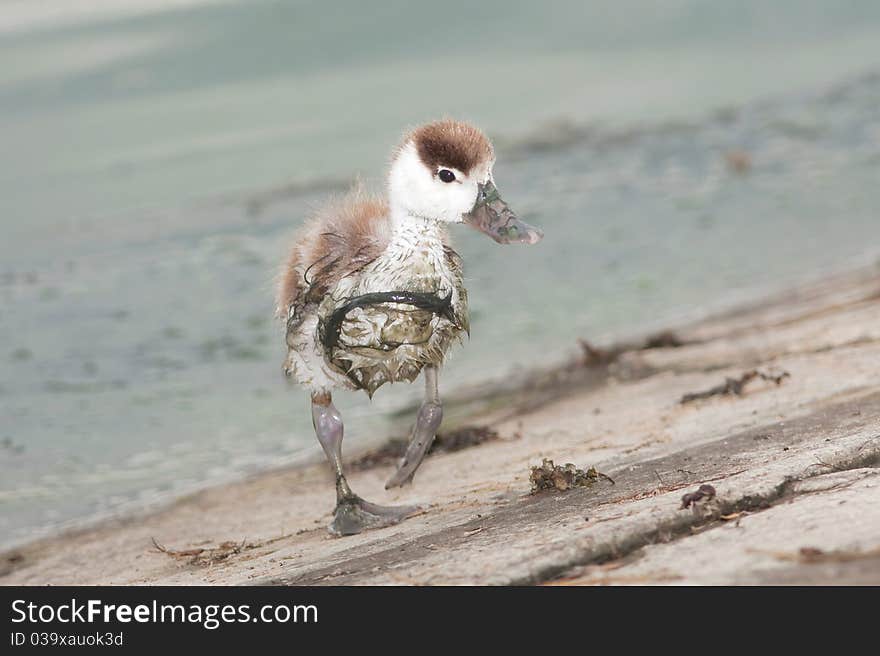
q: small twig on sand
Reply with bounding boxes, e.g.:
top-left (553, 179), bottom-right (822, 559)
top-left (680, 370), bottom-right (790, 404)
top-left (577, 331), bottom-right (686, 368)
top-left (680, 484), bottom-right (716, 510)
top-left (642, 331), bottom-right (685, 349)
top-left (577, 339), bottom-right (621, 367)
top-left (151, 537), bottom-right (252, 566)
top-left (351, 425), bottom-right (500, 470)
top-left (749, 546), bottom-right (880, 564)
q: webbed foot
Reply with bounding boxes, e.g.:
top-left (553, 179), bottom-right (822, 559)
top-left (312, 394), bottom-right (424, 537)
top-left (330, 495), bottom-right (422, 536)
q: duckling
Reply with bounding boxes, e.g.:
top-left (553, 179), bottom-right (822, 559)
top-left (276, 119), bottom-right (542, 535)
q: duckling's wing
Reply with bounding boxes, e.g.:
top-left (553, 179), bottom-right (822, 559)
top-left (277, 191), bottom-right (391, 331)
top-left (442, 243), bottom-right (469, 334)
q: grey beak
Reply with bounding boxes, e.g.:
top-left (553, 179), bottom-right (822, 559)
top-left (463, 181), bottom-right (543, 245)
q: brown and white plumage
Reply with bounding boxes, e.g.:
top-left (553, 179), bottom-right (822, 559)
top-left (274, 119), bottom-right (542, 534)
top-left (276, 190), bottom-right (391, 324)
top-left (277, 187), bottom-right (467, 396)
top-left (276, 119), bottom-right (543, 403)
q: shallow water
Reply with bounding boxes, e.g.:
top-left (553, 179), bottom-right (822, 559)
top-left (2, 1), bottom-right (880, 548)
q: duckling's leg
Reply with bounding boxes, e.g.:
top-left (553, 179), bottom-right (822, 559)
top-left (311, 391), bottom-right (420, 536)
top-left (385, 365), bottom-right (442, 489)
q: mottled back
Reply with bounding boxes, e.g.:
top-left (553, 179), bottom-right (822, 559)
top-left (276, 190), bottom-right (391, 329)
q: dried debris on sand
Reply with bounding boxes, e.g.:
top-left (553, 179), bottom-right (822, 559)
top-left (680, 369), bottom-right (790, 404)
top-left (577, 339), bottom-right (622, 367)
top-left (151, 538), bottom-right (255, 567)
top-left (578, 330), bottom-right (685, 367)
top-left (749, 545), bottom-right (880, 564)
top-left (352, 425), bottom-right (500, 470)
top-left (0, 552), bottom-right (25, 578)
top-left (680, 484), bottom-right (716, 509)
top-left (530, 458), bottom-right (614, 493)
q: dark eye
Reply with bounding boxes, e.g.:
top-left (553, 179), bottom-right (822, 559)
top-left (438, 169), bottom-right (456, 183)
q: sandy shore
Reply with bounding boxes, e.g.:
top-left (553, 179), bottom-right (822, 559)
top-left (3, 267), bottom-right (880, 585)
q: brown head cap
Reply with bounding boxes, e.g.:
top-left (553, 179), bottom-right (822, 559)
top-left (405, 119), bottom-right (494, 176)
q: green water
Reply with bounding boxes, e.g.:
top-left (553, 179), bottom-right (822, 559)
top-left (2, 0), bottom-right (880, 547)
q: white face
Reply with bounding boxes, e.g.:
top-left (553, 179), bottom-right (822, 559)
top-left (388, 141), bottom-right (493, 223)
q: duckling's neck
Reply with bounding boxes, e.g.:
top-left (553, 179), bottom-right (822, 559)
top-left (387, 209), bottom-right (447, 253)
top-left (368, 209), bottom-right (451, 293)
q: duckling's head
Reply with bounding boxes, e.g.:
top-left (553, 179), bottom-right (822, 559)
top-left (388, 119), bottom-right (543, 245)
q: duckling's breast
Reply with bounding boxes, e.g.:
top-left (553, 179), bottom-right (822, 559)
top-left (319, 294), bottom-right (464, 395)
top-left (306, 234), bottom-right (469, 395)
top-left (337, 302), bottom-right (436, 351)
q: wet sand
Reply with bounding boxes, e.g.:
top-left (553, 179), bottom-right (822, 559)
top-left (3, 266), bottom-right (880, 585)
